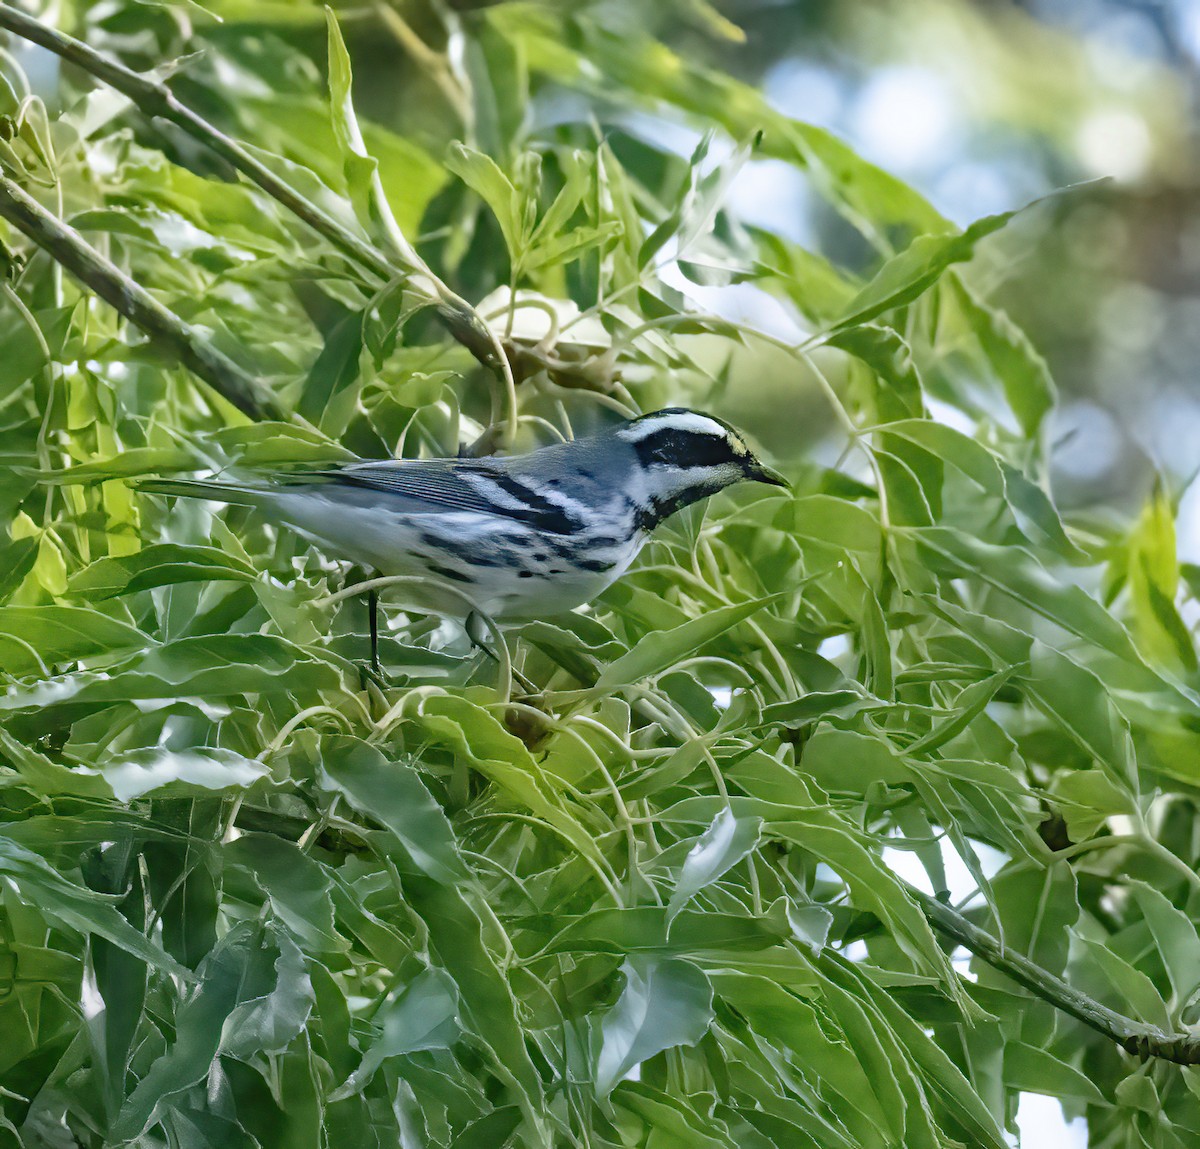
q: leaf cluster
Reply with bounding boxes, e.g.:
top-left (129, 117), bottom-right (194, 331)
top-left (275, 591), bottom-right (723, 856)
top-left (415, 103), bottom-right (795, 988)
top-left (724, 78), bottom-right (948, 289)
top-left (0, 3), bottom-right (1197, 1147)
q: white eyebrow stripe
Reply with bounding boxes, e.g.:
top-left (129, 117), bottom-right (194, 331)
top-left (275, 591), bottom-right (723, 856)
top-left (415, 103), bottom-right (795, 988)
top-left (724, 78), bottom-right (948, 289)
top-left (618, 413), bottom-right (731, 442)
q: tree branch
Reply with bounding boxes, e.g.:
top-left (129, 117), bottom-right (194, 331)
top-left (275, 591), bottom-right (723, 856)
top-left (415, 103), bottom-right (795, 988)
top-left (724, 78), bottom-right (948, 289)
top-left (0, 4), bottom-right (517, 437)
top-left (916, 889), bottom-right (1200, 1065)
top-left (0, 174), bottom-right (284, 422)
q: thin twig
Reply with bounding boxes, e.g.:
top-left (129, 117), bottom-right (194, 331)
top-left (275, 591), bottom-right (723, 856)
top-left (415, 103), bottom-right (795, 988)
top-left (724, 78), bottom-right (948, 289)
top-left (916, 889), bottom-right (1200, 1065)
top-left (0, 4), bottom-right (518, 440)
top-left (0, 174), bottom-right (284, 422)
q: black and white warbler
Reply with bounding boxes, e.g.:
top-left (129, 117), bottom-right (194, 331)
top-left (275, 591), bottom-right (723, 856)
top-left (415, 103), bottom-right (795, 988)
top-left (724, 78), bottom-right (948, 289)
top-left (137, 408), bottom-right (787, 661)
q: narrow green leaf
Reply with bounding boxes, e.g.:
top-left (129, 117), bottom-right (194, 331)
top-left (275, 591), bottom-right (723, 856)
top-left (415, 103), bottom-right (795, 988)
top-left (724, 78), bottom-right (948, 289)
top-left (445, 142), bottom-right (524, 261)
top-left (1128, 880), bottom-right (1200, 1007)
top-left (0, 633), bottom-right (342, 713)
top-left (0, 837), bottom-right (188, 980)
top-left (331, 968), bottom-right (459, 1099)
top-left (667, 807), bottom-right (763, 920)
top-left (829, 324), bottom-right (924, 418)
top-left (1077, 937), bottom-right (1171, 1030)
top-left (595, 958), bottom-right (714, 1095)
top-left (830, 208), bottom-right (1020, 332)
top-left (39, 447), bottom-right (199, 483)
top-left (950, 275), bottom-right (1056, 437)
top-left (95, 746), bottom-right (269, 802)
top-left (221, 929), bottom-right (315, 1058)
top-left (68, 544), bottom-right (258, 600)
top-left (1005, 1043), bottom-right (1108, 1105)
top-left (317, 735), bottom-right (466, 884)
top-left (225, 834), bottom-right (341, 953)
top-left (325, 9), bottom-right (377, 231)
top-left (411, 695), bottom-right (613, 878)
top-left (594, 594), bottom-right (782, 692)
top-left (113, 924), bottom-right (262, 1140)
top-left (0, 605), bottom-right (145, 672)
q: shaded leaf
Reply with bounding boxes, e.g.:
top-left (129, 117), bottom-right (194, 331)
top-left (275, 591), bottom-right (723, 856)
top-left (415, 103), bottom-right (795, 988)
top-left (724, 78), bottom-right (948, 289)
top-left (595, 958), bottom-right (714, 1095)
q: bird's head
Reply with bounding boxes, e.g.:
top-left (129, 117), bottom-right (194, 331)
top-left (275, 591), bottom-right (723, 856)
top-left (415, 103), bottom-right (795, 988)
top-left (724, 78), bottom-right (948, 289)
top-left (615, 408), bottom-right (789, 529)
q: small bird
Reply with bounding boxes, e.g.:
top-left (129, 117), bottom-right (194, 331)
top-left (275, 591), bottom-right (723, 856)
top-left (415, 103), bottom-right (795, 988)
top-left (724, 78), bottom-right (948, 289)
top-left (136, 408), bottom-right (787, 667)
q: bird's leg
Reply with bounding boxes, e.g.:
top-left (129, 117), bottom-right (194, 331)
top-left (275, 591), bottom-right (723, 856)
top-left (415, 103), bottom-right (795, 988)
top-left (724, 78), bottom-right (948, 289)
top-left (368, 585), bottom-right (381, 678)
top-left (465, 610), bottom-right (538, 695)
top-left (357, 572), bottom-right (386, 693)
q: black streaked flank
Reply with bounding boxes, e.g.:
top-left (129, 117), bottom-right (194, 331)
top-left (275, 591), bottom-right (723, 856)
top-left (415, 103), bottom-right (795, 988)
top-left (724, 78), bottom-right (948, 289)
top-left (427, 562), bottom-right (473, 584)
top-left (573, 556), bottom-right (614, 573)
top-left (418, 531), bottom-right (504, 567)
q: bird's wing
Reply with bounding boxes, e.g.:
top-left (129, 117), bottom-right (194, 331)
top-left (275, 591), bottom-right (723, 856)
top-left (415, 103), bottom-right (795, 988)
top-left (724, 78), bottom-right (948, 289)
top-left (305, 458), bottom-right (583, 535)
top-left (308, 459), bottom-right (501, 513)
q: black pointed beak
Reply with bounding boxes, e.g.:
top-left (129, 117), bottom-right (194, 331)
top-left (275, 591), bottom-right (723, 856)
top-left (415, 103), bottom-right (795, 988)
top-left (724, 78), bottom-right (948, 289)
top-left (746, 459), bottom-right (790, 489)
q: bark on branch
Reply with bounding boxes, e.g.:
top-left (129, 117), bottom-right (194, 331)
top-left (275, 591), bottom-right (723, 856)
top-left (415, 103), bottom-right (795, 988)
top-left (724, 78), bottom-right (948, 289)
top-left (0, 4), bottom-right (515, 432)
top-left (0, 174), bottom-right (283, 422)
top-left (917, 889), bottom-right (1200, 1065)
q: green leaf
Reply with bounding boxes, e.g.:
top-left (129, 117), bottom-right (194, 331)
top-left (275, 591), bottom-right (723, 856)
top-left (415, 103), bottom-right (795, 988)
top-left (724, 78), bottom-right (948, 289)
top-left (771, 808), bottom-right (965, 1001)
top-left (613, 1083), bottom-right (737, 1149)
top-left (829, 324), bottom-right (924, 418)
top-left (829, 202), bottom-right (1026, 333)
top-left (0, 633), bottom-right (342, 714)
top-left (543, 905), bottom-right (789, 955)
top-left (909, 528), bottom-right (1143, 666)
top-left (68, 543), bottom-right (258, 599)
top-left (331, 968), bottom-right (459, 1099)
top-left (1128, 880), bottom-right (1200, 1007)
top-left (712, 970), bottom-right (892, 1143)
top-left (667, 807), bottom-right (763, 920)
top-left (877, 419), bottom-right (1082, 559)
top-left (0, 605), bottom-right (145, 672)
top-left (317, 735), bottom-right (467, 884)
top-left (932, 600), bottom-right (1140, 792)
top-left (410, 695), bottom-right (613, 879)
top-left (595, 958), bottom-right (714, 1095)
top-left (225, 834), bottom-right (341, 953)
top-left (220, 928), bottom-right (315, 1058)
top-left (949, 275), bottom-right (1056, 437)
top-left (113, 924), bottom-right (263, 1140)
top-left (40, 447), bottom-right (199, 483)
top-left (1050, 769), bottom-right (1135, 842)
top-left (750, 226), bottom-right (858, 324)
top-left (0, 536), bottom-right (37, 604)
top-left (594, 594), bottom-right (782, 693)
top-left (445, 142), bottom-right (524, 262)
top-left (1005, 1043), bottom-right (1108, 1105)
top-left (0, 837), bottom-right (188, 980)
top-left (1077, 937), bottom-right (1170, 1030)
top-left (1126, 489), bottom-right (1196, 671)
top-left (325, 9), bottom-right (377, 233)
top-left (94, 746), bottom-right (270, 802)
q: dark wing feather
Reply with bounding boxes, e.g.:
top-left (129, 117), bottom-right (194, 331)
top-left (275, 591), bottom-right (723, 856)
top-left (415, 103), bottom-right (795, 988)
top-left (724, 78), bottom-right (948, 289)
top-left (297, 457), bottom-right (583, 534)
top-left (308, 459), bottom-right (505, 515)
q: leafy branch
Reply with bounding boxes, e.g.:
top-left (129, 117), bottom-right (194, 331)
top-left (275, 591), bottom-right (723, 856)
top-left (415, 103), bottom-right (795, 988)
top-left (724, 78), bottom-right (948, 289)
top-left (0, 173), bottom-right (284, 422)
top-left (0, 3), bottom-right (518, 439)
top-left (918, 891), bottom-right (1200, 1065)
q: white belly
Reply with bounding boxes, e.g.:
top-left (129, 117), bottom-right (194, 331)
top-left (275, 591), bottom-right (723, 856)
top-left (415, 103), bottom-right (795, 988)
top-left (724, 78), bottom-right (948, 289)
top-left (265, 490), bottom-right (643, 619)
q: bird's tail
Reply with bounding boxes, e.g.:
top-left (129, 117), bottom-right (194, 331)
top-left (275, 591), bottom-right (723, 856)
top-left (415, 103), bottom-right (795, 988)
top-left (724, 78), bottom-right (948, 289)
top-left (131, 476), bottom-right (268, 507)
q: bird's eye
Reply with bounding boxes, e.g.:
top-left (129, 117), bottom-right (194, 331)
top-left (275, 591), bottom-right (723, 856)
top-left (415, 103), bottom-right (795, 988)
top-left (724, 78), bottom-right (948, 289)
top-left (635, 429), bottom-right (737, 469)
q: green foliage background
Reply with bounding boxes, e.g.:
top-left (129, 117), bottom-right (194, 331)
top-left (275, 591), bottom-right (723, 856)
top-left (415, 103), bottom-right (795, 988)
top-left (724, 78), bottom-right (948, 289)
top-left (0, 1), bottom-right (1199, 1146)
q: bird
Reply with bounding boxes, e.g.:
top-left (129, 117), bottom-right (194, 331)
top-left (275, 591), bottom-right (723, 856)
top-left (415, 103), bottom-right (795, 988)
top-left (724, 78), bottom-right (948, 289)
top-left (134, 408), bottom-right (788, 672)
